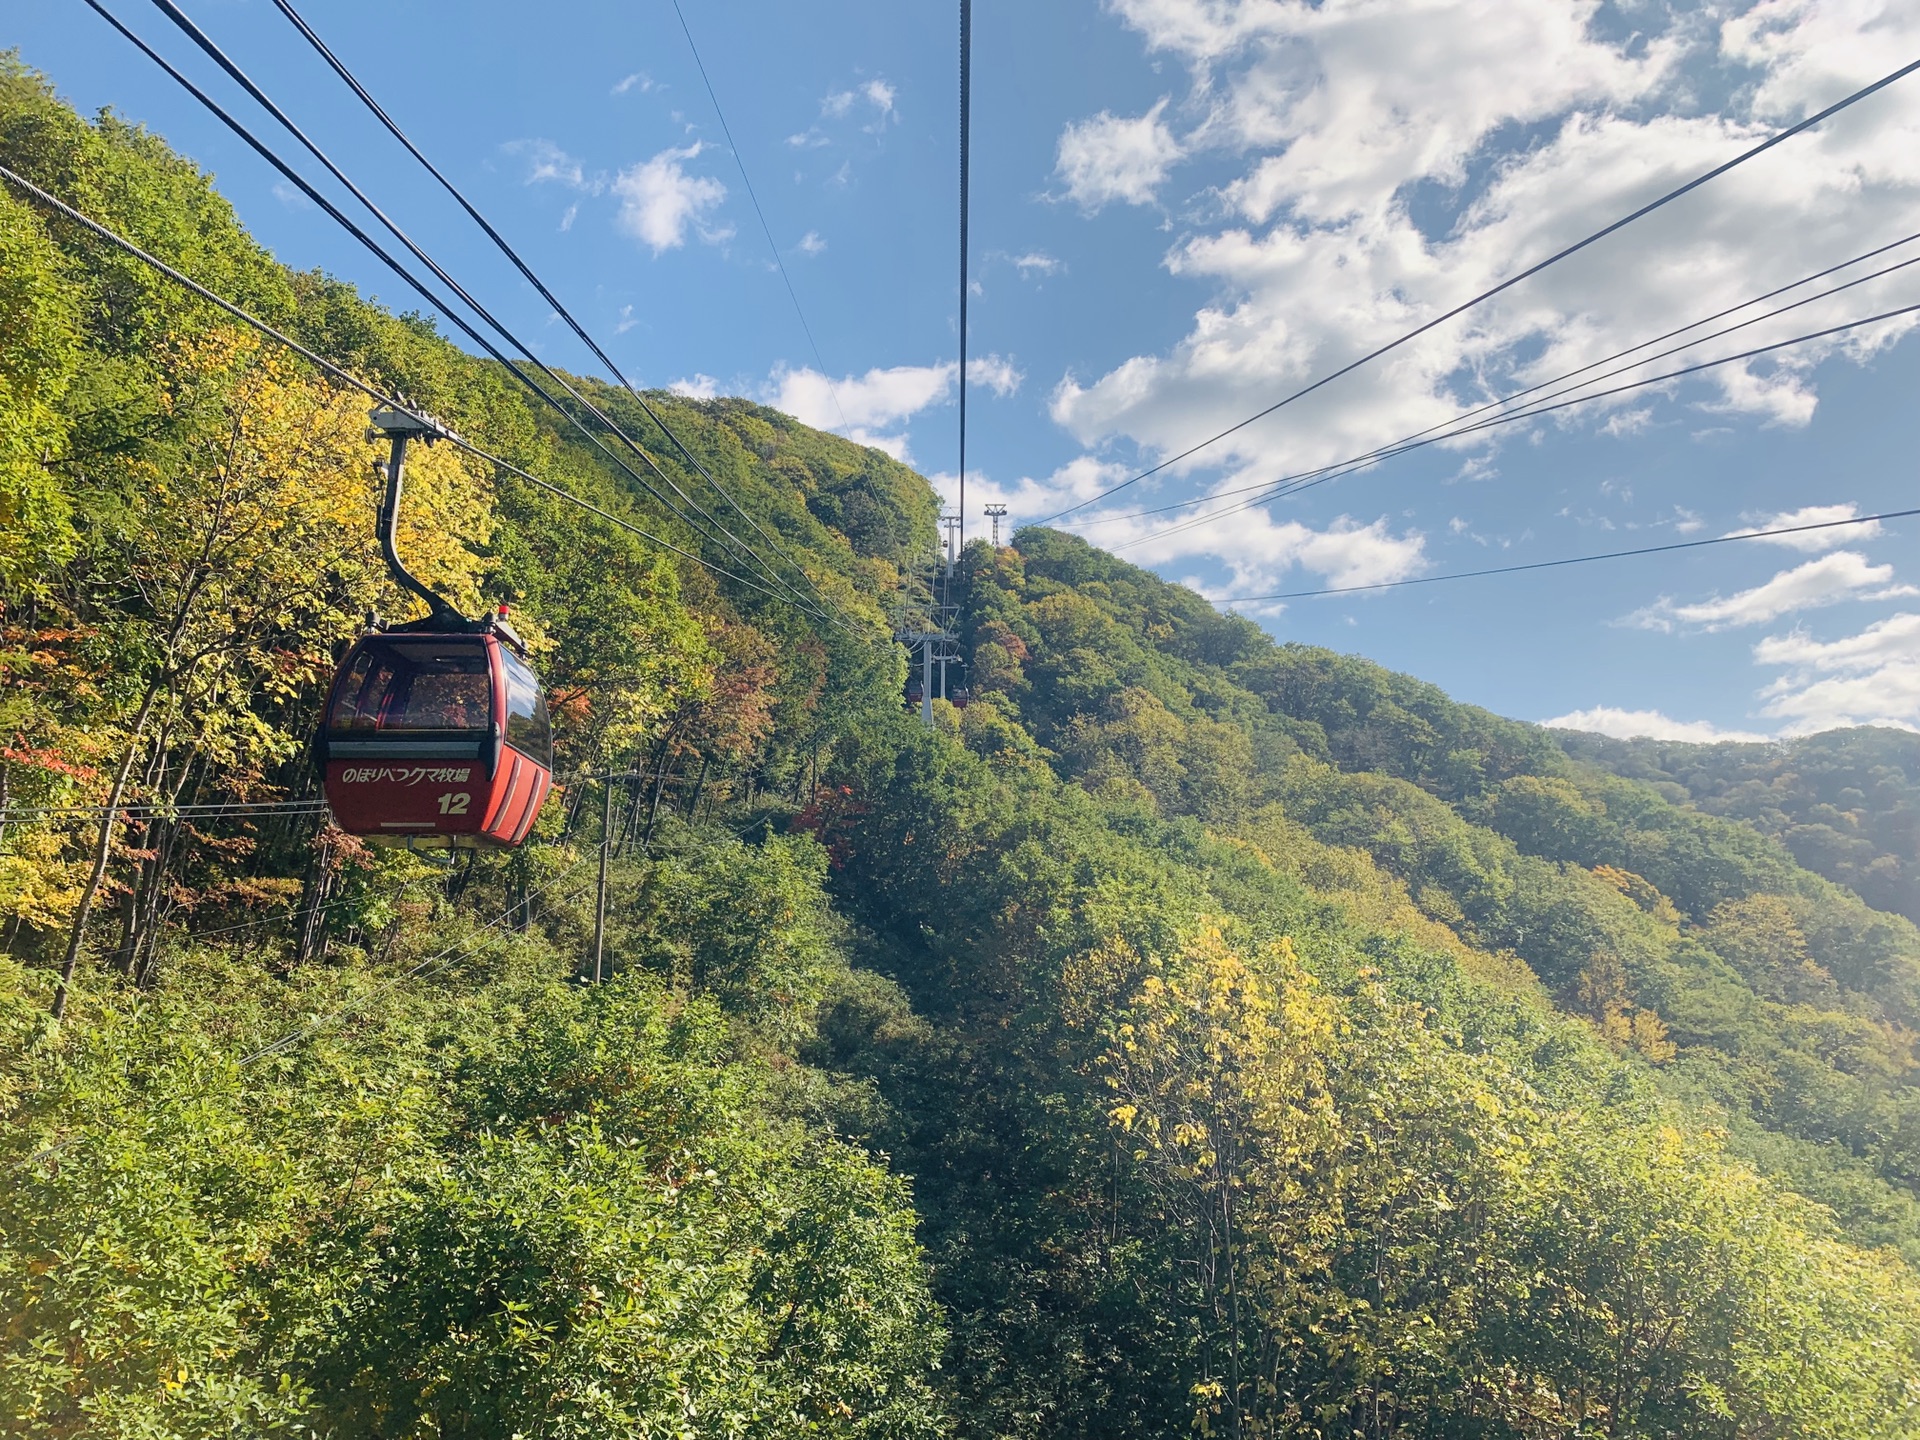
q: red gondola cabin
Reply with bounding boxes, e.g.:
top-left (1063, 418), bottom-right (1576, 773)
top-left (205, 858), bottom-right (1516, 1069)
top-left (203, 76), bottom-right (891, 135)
top-left (319, 626), bottom-right (552, 848)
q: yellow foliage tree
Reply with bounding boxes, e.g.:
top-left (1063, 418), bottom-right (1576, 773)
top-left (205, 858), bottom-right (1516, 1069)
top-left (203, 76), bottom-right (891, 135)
top-left (1088, 928), bottom-right (1342, 1435)
top-left (38, 329), bottom-right (497, 1012)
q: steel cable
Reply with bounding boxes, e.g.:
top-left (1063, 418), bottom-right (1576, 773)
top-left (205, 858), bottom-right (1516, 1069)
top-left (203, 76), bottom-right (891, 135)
top-left (663, 0), bottom-right (852, 438)
top-left (958, 0), bottom-right (973, 553)
top-left (1109, 297), bottom-right (1920, 553)
top-left (0, 163), bottom-right (816, 612)
top-left (266, 0), bottom-right (856, 629)
top-left (1077, 230), bottom-right (1920, 529)
top-left (1038, 54), bottom-right (1920, 525)
top-left (1217, 507), bottom-right (1920, 604)
top-left (98, 0), bottom-right (838, 625)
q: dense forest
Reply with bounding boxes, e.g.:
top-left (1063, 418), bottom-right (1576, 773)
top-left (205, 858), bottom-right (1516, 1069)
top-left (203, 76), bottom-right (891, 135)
top-left (5, 57), bottom-right (1920, 1439)
top-left (1558, 725), bottom-right (1920, 929)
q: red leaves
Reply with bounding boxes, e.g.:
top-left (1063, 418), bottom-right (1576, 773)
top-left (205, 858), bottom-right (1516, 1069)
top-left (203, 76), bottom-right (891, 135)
top-left (548, 688), bottom-right (594, 727)
top-left (0, 742), bottom-right (102, 783)
top-left (266, 646), bottom-right (330, 681)
top-left (976, 620), bottom-right (1029, 664)
top-left (791, 783), bottom-right (865, 869)
top-left (690, 622), bottom-right (779, 762)
top-left (313, 823), bottom-right (375, 874)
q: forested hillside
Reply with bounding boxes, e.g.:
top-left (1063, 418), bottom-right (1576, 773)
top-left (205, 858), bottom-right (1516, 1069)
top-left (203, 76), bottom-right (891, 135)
top-left (1559, 725), bottom-right (1920, 928)
top-left (5, 57), bottom-right (1920, 1439)
top-left (944, 534), bottom-right (1920, 1242)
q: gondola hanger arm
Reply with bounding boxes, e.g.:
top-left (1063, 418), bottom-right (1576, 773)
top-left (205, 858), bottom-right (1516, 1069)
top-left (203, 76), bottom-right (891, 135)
top-left (367, 405), bottom-right (465, 628)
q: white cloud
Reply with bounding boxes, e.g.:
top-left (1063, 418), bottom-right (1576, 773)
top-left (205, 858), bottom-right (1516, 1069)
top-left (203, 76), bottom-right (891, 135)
top-left (611, 72), bottom-right (652, 96)
top-left (1079, 498), bottom-right (1426, 596)
top-left (1055, 99), bottom-right (1183, 210)
top-left (1195, 514), bottom-right (1425, 593)
top-left (767, 363), bottom-right (949, 459)
top-left (797, 230), bottom-right (827, 256)
top-left (935, 459), bottom-right (1420, 598)
top-left (1723, 502), bottom-right (1883, 551)
top-left (1755, 611), bottom-right (1920, 671)
top-left (270, 179), bottom-right (311, 210)
top-left (1541, 706), bottom-right (1772, 743)
top-left (1012, 251), bottom-right (1064, 278)
top-left (811, 365), bottom-right (952, 426)
top-left (614, 304), bottom-right (638, 335)
top-left (505, 138), bottom-right (594, 190)
top-left (765, 353), bottom-right (1022, 458)
top-left (967, 355), bottom-right (1024, 397)
top-left (558, 203), bottom-right (578, 233)
top-left (671, 374), bottom-right (720, 400)
top-left (917, 462), bottom-right (1109, 543)
top-left (1208, 1), bottom-right (1670, 226)
top-left (792, 78), bottom-right (897, 153)
top-left (1761, 670), bottom-right (1920, 734)
top-left (1695, 358), bottom-right (1820, 427)
top-left (861, 79), bottom-right (897, 123)
top-left (1638, 552), bottom-right (1917, 631)
top-left (1753, 612), bottom-right (1920, 733)
top-left (612, 145), bottom-right (731, 254)
top-left (821, 78), bottom-right (896, 123)
top-left (957, 456), bottom-right (1137, 523)
top-left (1041, 0), bottom-right (1920, 565)
top-left (1598, 408), bottom-right (1654, 438)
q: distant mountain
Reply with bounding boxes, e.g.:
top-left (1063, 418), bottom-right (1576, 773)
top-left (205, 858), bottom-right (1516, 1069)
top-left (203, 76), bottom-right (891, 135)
top-left (1556, 726), bottom-right (1920, 928)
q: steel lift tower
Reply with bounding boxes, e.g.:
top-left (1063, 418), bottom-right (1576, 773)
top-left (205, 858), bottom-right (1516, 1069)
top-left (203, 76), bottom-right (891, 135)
top-left (892, 531), bottom-right (958, 730)
top-left (984, 503), bottom-right (1008, 547)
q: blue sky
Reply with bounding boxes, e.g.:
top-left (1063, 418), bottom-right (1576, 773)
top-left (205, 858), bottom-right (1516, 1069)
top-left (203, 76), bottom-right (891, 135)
top-left (15, 0), bottom-right (1920, 740)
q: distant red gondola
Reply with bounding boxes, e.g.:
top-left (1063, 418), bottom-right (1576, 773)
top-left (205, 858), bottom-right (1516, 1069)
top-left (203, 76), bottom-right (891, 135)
top-left (316, 407), bottom-right (553, 848)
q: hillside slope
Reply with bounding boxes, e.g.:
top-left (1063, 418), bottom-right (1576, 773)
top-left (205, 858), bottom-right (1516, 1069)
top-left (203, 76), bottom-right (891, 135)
top-left (1559, 725), bottom-right (1920, 927)
top-left (939, 532), bottom-right (1920, 1223)
top-left (4, 56), bottom-right (1920, 1439)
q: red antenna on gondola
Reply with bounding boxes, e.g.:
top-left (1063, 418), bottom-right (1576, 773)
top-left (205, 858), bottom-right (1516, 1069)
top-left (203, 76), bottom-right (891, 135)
top-left (314, 406), bottom-right (553, 849)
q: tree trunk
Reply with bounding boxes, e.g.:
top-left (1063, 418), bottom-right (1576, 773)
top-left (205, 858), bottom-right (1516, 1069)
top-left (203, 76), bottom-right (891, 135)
top-left (622, 736), bottom-right (673, 855)
top-left (51, 411), bottom-right (246, 1019)
top-left (123, 751), bottom-right (199, 983)
top-left (112, 819), bottom-right (146, 975)
top-left (560, 748), bottom-right (603, 844)
top-left (293, 828), bottom-right (336, 968)
top-left (53, 686), bottom-right (161, 1019)
top-left (1220, 1171), bottom-right (1245, 1439)
top-left (512, 853), bottom-right (531, 935)
top-left (686, 755), bottom-right (711, 820)
top-left (447, 847), bottom-right (478, 901)
top-left (590, 776), bottom-right (612, 983)
top-left (616, 770), bottom-right (645, 856)
top-left (124, 818), bottom-right (172, 985)
top-left (641, 749), bottom-right (676, 853)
